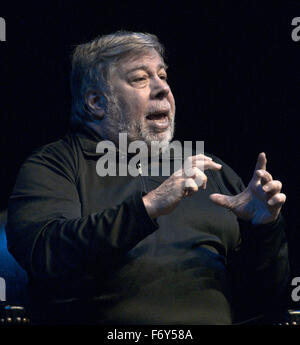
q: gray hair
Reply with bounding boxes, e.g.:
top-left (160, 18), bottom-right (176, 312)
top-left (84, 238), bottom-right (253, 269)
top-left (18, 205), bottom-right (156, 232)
top-left (70, 31), bottom-right (165, 126)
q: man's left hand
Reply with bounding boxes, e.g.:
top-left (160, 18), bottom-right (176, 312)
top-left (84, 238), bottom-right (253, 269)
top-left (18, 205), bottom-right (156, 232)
top-left (209, 152), bottom-right (286, 225)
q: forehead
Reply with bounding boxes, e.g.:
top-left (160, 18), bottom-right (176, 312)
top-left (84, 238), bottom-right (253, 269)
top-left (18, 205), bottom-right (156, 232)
top-left (113, 49), bottom-right (166, 75)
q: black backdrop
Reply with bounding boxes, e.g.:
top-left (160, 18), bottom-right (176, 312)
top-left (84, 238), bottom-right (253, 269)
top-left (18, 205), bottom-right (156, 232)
top-left (0, 0), bottom-right (299, 308)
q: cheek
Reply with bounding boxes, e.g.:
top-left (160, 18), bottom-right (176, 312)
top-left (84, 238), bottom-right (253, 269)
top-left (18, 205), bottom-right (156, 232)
top-left (115, 91), bottom-right (141, 115)
top-left (127, 93), bottom-right (149, 116)
top-left (168, 92), bottom-right (176, 113)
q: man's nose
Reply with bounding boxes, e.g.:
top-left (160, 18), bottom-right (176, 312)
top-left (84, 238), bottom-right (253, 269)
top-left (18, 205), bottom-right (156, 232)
top-left (150, 77), bottom-right (170, 99)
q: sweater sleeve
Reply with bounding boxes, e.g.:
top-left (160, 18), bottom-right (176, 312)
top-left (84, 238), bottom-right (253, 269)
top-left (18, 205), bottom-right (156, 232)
top-left (228, 214), bottom-right (290, 321)
top-left (6, 144), bottom-right (159, 281)
top-left (208, 153), bottom-right (290, 321)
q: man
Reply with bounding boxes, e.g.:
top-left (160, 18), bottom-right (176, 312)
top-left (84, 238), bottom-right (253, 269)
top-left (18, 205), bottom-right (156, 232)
top-left (6, 31), bottom-right (289, 325)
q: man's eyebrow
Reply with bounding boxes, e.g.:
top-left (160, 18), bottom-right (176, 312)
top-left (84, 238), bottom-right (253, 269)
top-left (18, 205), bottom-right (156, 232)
top-left (125, 63), bottom-right (168, 74)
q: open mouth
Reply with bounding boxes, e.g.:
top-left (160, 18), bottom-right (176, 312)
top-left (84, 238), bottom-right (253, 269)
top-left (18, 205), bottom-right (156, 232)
top-left (146, 112), bottom-right (168, 121)
top-left (146, 112), bottom-right (170, 130)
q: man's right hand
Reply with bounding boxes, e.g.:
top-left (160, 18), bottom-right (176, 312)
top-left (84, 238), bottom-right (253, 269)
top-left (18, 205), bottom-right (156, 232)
top-left (142, 154), bottom-right (222, 219)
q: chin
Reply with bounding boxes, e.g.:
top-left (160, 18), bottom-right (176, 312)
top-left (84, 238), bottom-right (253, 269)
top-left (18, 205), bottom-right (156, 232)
top-left (144, 129), bottom-right (174, 155)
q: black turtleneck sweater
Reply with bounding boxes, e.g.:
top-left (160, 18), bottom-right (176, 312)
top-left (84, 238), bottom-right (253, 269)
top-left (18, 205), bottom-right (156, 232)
top-left (6, 126), bottom-right (290, 324)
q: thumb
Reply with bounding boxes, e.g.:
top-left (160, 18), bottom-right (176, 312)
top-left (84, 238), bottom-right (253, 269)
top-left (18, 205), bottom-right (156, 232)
top-left (209, 193), bottom-right (233, 209)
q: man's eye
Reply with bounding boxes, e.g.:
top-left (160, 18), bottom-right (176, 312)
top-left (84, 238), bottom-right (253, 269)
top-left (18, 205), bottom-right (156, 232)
top-left (159, 74), bottom-right (168, 81)
top-left (132, 77), bottom-right (147, 83)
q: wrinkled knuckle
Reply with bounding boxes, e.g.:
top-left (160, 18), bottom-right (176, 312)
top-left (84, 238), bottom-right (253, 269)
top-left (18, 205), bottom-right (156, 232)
top-left (280, 193), bottom-right (287, 202)
top-left (274, 193), bottom-right (285, 204)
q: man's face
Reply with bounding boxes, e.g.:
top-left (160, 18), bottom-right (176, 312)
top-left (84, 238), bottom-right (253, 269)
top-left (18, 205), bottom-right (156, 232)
top-left (104, 49), bottom-right (176, 150)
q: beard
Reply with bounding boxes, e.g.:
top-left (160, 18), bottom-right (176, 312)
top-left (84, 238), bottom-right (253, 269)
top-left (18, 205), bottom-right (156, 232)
top-left (103, 92), bottom-right (175, 156)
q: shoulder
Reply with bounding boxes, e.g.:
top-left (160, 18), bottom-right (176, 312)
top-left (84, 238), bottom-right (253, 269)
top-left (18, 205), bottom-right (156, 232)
top-left (21, 132), bottom-right (80, 184)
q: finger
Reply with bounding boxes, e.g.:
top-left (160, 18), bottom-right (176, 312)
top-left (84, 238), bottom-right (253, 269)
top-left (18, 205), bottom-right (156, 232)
top-left (193, 167), bottom-right (207, 189)
top-left (267, 193), bottom-right (286, 207)
top-left (209, 193), bottom-right (234, 209)
top-left (184, 167), bottom-right (207, 189)
top-left (254, 152), bottom-right (267, 171)
top-left (191, 154), bottom-right (213, 161)
top-left (184, 178), bottom-right (199, 197)
top-left (185, 155), bottom-right (222, 171)
top-left (192, 159), bottom-right (222, 171)
top-left (204, 160), bottom-right (222, 171)
top-left (255, 169), bottom-right (273, 185)
top-left (263, 180), bottom-right (282, 195)
top-left (185, 154), bottom-right (212, 169)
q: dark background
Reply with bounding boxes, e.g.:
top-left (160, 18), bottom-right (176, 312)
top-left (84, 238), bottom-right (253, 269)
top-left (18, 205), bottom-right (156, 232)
top-left (0, 0), bottom-right (299, 308)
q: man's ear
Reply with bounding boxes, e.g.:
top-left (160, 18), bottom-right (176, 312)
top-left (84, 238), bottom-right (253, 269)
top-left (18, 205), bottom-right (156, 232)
top-left (85, 90), bottom-right (106, 120)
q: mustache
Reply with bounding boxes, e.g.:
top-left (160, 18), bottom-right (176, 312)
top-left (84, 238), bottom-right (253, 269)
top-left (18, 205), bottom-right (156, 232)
top-left (146, 103), bottom-right (172, 117)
